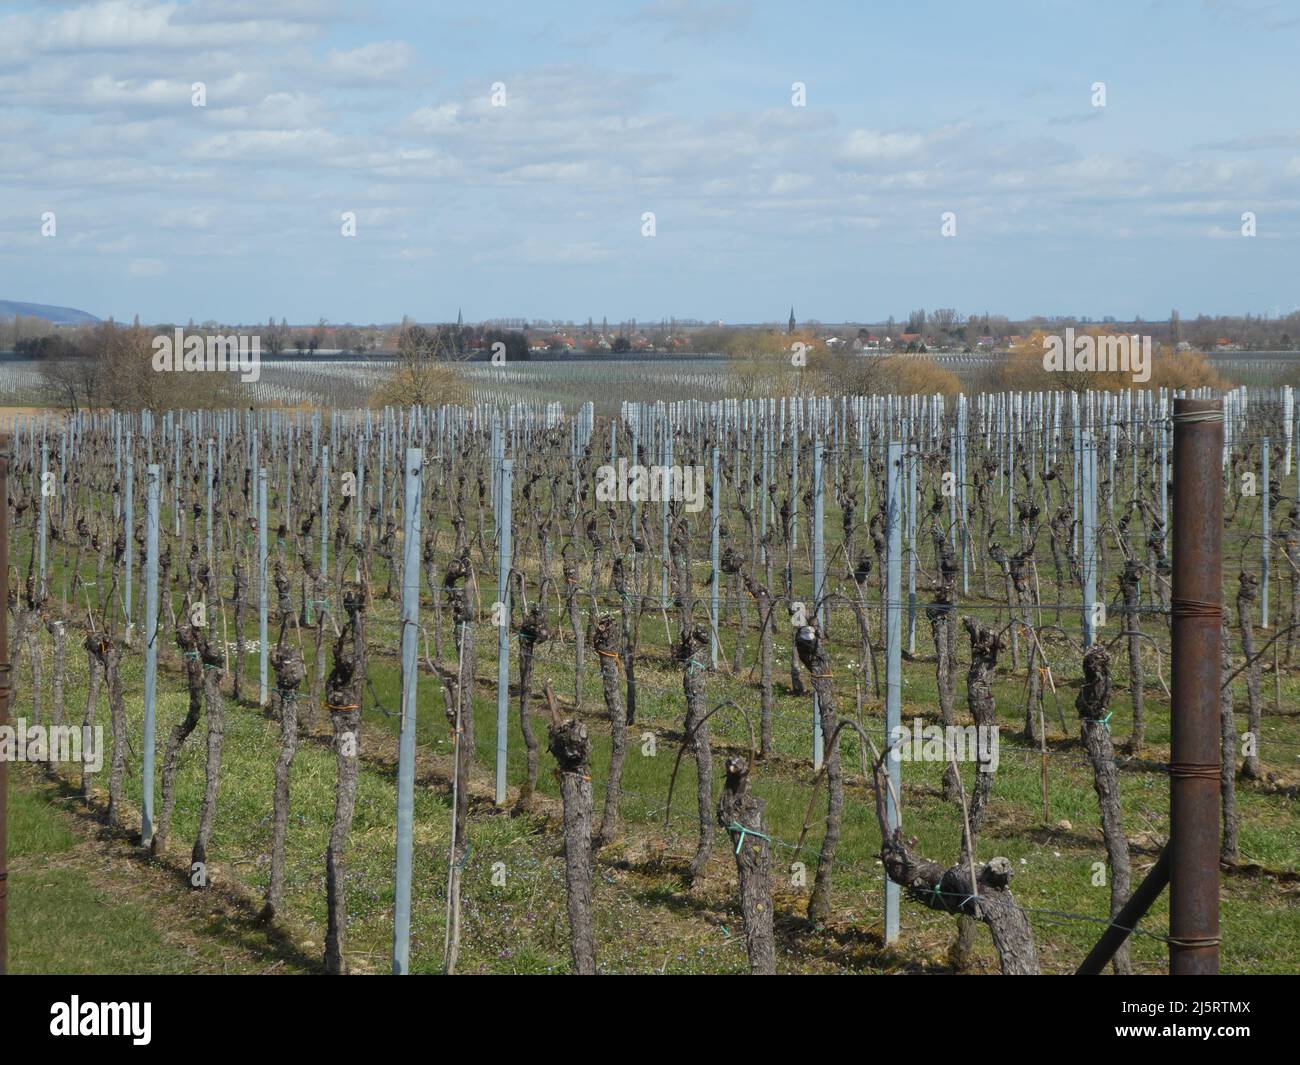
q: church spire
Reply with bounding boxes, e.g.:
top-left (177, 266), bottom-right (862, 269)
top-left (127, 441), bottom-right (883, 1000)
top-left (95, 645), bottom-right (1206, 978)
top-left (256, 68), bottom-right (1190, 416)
top-left (788, 306), bottom-right (796, 334)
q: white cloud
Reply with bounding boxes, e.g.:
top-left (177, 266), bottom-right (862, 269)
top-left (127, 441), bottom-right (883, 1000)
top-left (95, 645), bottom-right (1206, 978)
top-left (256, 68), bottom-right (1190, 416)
top-left (157, 207), bottom-right (214, 229)
top-left (319, 41), bottom-right (416, 86)
top-left (769, 173), bottom-right (812, 194)
top-left (840, 130), bottom-right (927, 162)
top-left (0, 0), bottom-right (316, 61)
top-left (184, 126), bottom-right (350, 160)
top-left (633, 0), bottom-right (753, 41)
top-left (204, 91), bottom-right (328, 129)
top-left (407, 103), bottom-right (460, 133)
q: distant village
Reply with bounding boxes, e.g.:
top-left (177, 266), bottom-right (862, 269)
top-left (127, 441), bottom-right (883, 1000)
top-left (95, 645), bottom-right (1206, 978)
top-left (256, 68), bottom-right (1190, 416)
top-left (293, 306), bottom-right (1298, 359)
top-left (3, 304), bottom-right (1297, 360)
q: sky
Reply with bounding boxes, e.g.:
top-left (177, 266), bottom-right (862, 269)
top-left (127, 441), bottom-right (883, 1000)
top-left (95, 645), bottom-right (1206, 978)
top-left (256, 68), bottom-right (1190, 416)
top-left (3, 0), bottom-right (1299, 325)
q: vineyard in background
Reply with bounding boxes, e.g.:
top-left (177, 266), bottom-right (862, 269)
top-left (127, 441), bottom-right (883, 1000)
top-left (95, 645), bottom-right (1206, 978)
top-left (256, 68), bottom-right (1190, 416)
top-left (3, 350), bottom-right (1300, 413)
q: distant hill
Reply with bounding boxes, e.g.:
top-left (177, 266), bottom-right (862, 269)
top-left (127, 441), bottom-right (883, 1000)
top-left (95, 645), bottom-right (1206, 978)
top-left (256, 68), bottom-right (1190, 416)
top-left (0, 300), bottom-right (100, 325)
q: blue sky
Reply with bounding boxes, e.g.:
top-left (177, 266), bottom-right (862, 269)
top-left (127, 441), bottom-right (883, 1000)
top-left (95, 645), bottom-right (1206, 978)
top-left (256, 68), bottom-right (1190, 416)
top-left (3, 0), bottom-right (1299, 324)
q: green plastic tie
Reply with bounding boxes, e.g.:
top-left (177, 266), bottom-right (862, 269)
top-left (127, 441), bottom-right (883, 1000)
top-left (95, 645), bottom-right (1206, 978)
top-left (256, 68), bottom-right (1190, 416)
top-left (728, 822), bottom-right (771, 854)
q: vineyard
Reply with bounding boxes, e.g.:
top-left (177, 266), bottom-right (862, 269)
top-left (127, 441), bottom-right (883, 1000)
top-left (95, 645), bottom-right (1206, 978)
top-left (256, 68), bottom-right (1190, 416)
top-left (2, 386), bottom-right (1298, 975)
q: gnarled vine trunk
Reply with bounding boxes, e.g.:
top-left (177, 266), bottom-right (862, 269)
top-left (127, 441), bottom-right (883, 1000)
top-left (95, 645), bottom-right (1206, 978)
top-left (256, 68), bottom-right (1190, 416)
top-left (262, 635), bottom-right (305, 921)
top-left (717, 756), bottom-right (775, 974)
top-left (1076, 644), bottom-right (1131, 975)
top-left (795, 623), bottom-right (843, 925)
top-left (324, 583), bottom-right (366, 974)
top-left (548, 709), bottom-right (596, 974)
top-left (592, 613), bottom-right (627, 846)
top-left (677, 624), bottom-right (713, 881)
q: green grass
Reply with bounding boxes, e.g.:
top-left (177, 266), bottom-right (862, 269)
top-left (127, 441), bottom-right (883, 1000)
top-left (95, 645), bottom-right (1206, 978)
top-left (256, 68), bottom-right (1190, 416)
top-left (7, 788), bottom-right (207, 974)
top-left (7, 786), bottom-right (78, 859)
top-left (10, 866), bottom-right (200, 975)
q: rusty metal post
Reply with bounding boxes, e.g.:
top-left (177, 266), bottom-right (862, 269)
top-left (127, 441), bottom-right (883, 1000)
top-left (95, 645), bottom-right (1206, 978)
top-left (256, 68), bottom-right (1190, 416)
top-left (1169, 398), bottom-right (1223, 975)
top-left (0, 434), bottom-right (10, 974)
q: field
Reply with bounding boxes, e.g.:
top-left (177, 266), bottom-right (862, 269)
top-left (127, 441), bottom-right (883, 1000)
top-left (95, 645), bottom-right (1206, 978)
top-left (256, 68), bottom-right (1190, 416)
top-left (3, 349), bottom-right (1300, 413)
top-left (2, 386), bottom-right (1298, 975)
